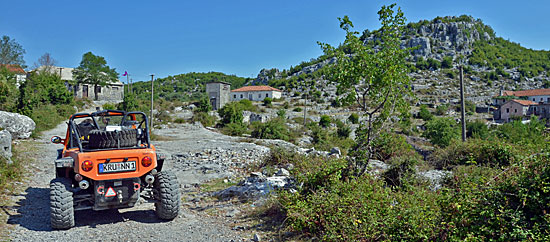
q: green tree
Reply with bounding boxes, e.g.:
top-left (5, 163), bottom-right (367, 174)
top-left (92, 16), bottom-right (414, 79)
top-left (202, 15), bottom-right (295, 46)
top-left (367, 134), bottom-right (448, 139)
top-left (72, 52), bottom-right (118, 100)
top-left (0, 67), bottom-right (18, 111)
top-left (319, 4), bottom-right (412, 176)
top-left (423, 117), bottom-right (460, 147)
top-left (0, 35), bottom-right (26, 67)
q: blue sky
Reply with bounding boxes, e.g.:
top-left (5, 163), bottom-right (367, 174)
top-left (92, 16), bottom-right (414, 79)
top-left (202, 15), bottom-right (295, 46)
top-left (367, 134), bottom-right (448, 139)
top-left (1, 0), bottom-right (548, 82)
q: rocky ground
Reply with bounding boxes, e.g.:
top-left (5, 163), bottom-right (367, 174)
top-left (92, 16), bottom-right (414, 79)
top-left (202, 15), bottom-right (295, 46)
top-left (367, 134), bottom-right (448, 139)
top-left (4, 120), bottom-right (273, 241)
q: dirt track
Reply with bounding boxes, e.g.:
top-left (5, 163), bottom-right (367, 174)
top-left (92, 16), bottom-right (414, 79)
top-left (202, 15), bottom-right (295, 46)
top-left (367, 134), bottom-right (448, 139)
top-left (5, 120), bottom-right (258, 241)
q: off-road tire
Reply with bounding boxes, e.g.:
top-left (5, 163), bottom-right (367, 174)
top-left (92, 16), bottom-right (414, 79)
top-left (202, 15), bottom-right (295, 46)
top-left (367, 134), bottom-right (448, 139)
top-left (50, 178), bottom-right (74, 229)
top-left (89, 130), bottom-right (137, 149)
top-left (154, 171), bottom-right (180, 220)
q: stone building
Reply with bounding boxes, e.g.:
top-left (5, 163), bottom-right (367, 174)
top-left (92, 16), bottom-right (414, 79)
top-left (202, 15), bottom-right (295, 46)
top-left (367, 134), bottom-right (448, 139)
top-left (205, 81), bottom-right (231, 110)
top-left (33, 66), bottom-right (124, 102)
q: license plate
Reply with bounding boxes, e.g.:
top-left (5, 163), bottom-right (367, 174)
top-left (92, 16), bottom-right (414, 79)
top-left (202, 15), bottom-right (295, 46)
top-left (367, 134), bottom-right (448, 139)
top-left (98, 161), bottom-right (136, 173)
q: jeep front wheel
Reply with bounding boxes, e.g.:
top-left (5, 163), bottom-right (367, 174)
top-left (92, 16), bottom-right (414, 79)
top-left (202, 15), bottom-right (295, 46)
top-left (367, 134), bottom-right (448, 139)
top-left (154, 171), bottom-right (180, 220)
top-left (50, 178), bottom-right (75, 229)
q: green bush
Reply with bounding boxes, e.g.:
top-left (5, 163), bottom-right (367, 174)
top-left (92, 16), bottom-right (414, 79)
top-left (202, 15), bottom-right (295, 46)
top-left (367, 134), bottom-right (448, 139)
top-left (192, 111), bottom-right (216, 127)
top-left (251, 118), bottom-right (293, 141)
top-left (319, 115), bottom-right (331, 127)
top-left (218, 101), bottom-right (244, 125)
top-left (221, 122), bottom-right (247, 136)
top-left (441, 56), bottom-right (453, 68)
top-left (466, 120), bottom-right (489, 139)
top-left (428, 139), bottom-right (517, 169)
top-left (372, 132), bottom-right (418, 162)
top-left (293, 107), bottom-right (302, 112)
top-left (263, 97), bottom-right (272, 106)
top-left (348, 113), bottom-right (359, 124)
top-left (102, 103), bottom-right (116, 110)
top-left (196, 97), bottom-right (212, 113)
top-left (435, 104), bottom-right (449, 115)
top-left (238, 99), bottom-right (257, 112)
top-left (418, 104), bottom-right (433, 121)
top-left (423, 117), bottom-right (460, 147)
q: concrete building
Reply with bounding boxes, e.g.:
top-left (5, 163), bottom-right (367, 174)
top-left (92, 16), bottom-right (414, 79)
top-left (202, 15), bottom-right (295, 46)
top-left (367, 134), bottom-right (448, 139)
top-left (0, 64), bottom-right (26, 87)
top-left (230, 85), bottom-right (282, 102)
top-left (205, 81), bottom-right (231, 110)
top-left (33, 66), bottom-right (124, 102)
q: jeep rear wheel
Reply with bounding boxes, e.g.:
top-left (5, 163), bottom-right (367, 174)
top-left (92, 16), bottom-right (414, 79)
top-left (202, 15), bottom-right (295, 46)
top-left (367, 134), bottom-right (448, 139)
top-left (50, 178), bottom-right (75, 229)
top-left (154, 171), bottom-right (180, 220)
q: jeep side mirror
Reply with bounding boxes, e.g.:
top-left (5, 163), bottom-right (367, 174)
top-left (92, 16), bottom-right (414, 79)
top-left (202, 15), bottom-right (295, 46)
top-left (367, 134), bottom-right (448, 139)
top-left (51, 136), bottom-right (63, 144)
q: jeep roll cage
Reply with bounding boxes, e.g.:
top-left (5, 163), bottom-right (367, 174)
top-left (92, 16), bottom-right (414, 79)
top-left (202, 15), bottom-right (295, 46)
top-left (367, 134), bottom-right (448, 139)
top-left (67, 109), bottom-right (151, 152)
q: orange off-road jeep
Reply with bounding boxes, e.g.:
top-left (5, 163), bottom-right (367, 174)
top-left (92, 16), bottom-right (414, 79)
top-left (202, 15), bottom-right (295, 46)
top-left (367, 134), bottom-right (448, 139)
top-left (49, 109), bottom-right (180, 229)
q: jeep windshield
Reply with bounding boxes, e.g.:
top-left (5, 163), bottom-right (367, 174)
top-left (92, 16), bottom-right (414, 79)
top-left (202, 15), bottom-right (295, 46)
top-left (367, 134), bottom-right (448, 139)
top-left (67, 110), bottom-right (151, 152)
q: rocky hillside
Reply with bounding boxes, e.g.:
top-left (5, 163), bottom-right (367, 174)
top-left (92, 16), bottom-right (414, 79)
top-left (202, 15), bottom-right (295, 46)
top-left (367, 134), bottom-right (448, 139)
top-left (253, 15), bottom-right (550, 110)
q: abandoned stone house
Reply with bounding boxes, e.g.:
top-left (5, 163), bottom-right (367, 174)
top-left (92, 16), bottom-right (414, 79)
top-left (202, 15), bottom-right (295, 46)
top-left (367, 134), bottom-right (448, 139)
top-left (33, 66), bottom-right (124, 101)
top-left (493, 88), bottom-right (550, 122)
top-left (205, 81), bottom-right (231, 110)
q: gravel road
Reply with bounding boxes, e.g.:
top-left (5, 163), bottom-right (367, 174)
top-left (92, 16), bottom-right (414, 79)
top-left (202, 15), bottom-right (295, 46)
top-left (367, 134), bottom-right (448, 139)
top-left (6, 120), bottom-right (267, 241)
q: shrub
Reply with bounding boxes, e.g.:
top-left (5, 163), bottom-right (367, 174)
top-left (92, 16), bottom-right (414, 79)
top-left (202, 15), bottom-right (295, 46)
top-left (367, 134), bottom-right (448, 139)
top-left (466, 120), bottom-right (489, 139)
top-left (192, 111), bottom-right (216, 127)
top-left (441, 56), bottom-right (453, 68)
top-left (102, 103), bottom-right (116, 110)
top-left (435, 104), bottom-right (449, 115)
top-left (251, 118), bottom-right (294, 142)
top-left (423, 117), bottom-right (460, 147)
top-left (238, 99), bottom-right (257, 112)
top-left (293, 107), bottom-right (302, 112)
top-left (263, 97), bottom-right (272, 106)
top-left (276, 109), bottom-right (286, 118)
top-left (372, 132), bottom-right (418, 162)
top-left (196, 97), bottom-right (212, 113)
top-left (348, 113), bottom-right (359, 124)
top-left (218, 101), bottom-right (244, 125)
top-left (117, 92), bottom-right (139, 111)
top-left (221, 122), bottom-right (247, 136)
top-left (319, 115), bottom-right (331, 127)
top-left (428, 139), bottom-right (517, 169)
top-left (418, 104), bottom-right (433, 121)
top-left (336, 124), bottom-right (351, 138)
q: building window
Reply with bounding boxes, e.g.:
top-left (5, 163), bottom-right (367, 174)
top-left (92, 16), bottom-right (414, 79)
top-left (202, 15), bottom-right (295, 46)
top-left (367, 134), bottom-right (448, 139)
top-left (234, 94), bottom-right (236, 98)
top-left (266, 93), bottom-right (269, 97)
top-left (240, 94), bottom-right (243, 98)
top-left (506, 108), bottom-right (509, 113)
top-left (514, 109), bottom-right (517, 113)
top-left (533, 98), bottom-right (536, 101)
top-left (113, 87), bottom-right (118, 91)
top-left (541, 98), bottom-right (544, 102)
top-left (258, 94), bottom-right (261, 98)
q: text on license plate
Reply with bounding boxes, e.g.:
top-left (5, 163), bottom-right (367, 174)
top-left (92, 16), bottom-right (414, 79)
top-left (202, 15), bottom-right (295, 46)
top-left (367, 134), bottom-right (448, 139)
top-left (98, 161), bottom-right (136, 173)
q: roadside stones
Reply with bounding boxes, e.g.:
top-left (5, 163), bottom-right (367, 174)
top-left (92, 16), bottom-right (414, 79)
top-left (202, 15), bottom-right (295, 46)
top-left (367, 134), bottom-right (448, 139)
top-left (213, 174), bottom-right (293, 200)
top-left (0, 111), bottom-right (36, 139)
top-left (0, 130), bottom-right (12, 164)
top-left (275, 168), bottom-right (290, 176)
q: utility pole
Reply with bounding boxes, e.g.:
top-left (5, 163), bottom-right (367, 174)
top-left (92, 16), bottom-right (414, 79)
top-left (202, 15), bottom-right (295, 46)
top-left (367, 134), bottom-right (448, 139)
top-left (459, 65), bottom-right (466, 142)
top-left (130, 78), bottom-right (133, 94)
top-left (150, 74), bottom-right (154, 131)
top-left (303, 94), bottom-right (307, 127)
top-left (126, 74), bottom-right (130, 94)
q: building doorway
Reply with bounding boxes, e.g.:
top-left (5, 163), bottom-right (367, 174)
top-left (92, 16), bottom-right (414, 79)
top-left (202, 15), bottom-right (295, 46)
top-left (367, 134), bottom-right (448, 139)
top-left (210, 98), bottom-right (217, 110)
top-left (83, 85), bottom-right (88, 98)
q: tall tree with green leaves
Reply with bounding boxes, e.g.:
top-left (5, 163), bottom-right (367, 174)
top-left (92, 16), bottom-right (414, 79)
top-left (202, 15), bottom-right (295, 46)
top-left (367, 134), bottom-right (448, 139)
top-left (319, 4), bottom-right (412, 176)
top-left (72, 52), bottom-right (118, 100)
top-left (0, 35), bottom-right (26, 68)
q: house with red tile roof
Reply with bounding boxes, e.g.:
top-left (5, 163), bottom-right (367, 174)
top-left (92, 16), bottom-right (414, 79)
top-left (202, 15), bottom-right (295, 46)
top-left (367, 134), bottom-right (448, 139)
top-left (0, 64), bottom-right (26, 86)
top-left (230, 85), bottom-right (282, 101)
top-left (498, 99), bottom-right (538, 122)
